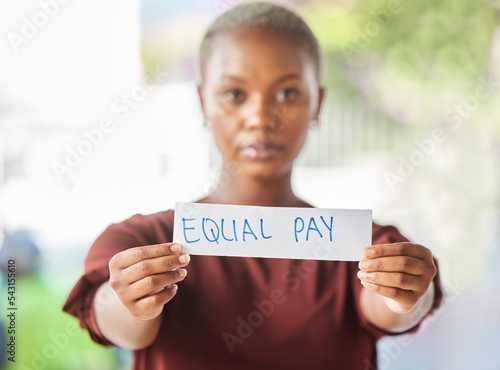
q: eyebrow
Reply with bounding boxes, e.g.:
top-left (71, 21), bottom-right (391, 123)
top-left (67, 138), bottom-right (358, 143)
top-left (221, 73), bottom-right (301, 84)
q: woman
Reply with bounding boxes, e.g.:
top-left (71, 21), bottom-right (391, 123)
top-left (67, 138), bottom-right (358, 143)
top-left (64, 2), bottom-right (442, 369)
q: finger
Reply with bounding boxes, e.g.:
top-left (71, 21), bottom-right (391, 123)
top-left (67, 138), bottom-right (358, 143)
top-left (360, 281), bottom-right (417, 307)
top-left (130, 284), bottom-right (179, 320)
top-left (110, 243), bottom-right (182, 269)
top-left (358, 256), bottom-right (424, 275)
top-left (128, 269), bottom-right (188, 301)
top-left (121, 253), bottom-right (191, 283)
top-left (363, 243), bottom-right (432, 260)
top-left (357, 270), bottom-right (421, 291)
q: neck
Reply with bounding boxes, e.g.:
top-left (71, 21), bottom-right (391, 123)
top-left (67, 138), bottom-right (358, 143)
top-left (200, 164), bottom-right (308, 208)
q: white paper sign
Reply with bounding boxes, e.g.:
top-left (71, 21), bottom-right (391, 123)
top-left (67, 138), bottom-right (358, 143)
top-left (173, 202), bottom-right (372, 261)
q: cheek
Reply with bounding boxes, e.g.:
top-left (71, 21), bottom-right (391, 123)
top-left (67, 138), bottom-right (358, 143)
top-left (289, 123), bottom-right (309, 156)
top-left (281, 105), bottom-right (311, 137)
top-left (211, 115), bottom-right (238, 156)
top-left (266, 99), bottom-right (307, 134)
top-left (204, 95), bottom-right (236, 149)
top-left (279, 106), bottom-right (311, 157)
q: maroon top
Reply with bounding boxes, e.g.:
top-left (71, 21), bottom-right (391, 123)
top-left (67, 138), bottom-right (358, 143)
top-left (63, 210), bottom-right (443, 370)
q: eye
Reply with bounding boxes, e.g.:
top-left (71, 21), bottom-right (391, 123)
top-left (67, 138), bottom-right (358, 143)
top-left (276, 88), bottom-right (299, 103)
top-left (223, 89), bottom-right (246, 104)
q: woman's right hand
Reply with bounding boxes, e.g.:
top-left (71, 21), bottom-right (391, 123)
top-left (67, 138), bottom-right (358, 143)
top-left (108, 243), bottom-right (190, 321)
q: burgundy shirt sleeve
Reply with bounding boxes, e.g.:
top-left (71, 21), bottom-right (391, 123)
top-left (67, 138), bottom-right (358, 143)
top-left (62, 211), bottom-right (174, 346)
top-left (351, 223), bottom-right (444, 340)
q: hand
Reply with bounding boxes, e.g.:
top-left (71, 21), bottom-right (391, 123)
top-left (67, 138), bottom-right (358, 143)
top-left (108, 243), bottom-right (190, 321)
top-left (357, 242), bottom-right (436, 314)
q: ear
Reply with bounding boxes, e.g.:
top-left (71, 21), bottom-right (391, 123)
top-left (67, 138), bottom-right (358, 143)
top-left (197, 84), bottom-right (206, 117)
top-left (314, 86), bottom-right (326, 120)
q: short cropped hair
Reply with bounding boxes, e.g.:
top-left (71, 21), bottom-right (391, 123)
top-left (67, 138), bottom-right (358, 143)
top-left (199, 1), bottom-right (321, 80)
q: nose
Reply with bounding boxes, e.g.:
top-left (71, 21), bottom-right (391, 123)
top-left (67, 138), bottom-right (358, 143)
top-left (243, 94), bottom-right (273, 130)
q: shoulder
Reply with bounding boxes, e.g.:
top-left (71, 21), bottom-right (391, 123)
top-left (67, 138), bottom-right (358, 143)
top-left (102, 209), bottom-right (176, 246)
top-left (84, 210), bottom-right (175, 273)
top-left (110, 209), bottom-right (175, 234)
top-left (372, 222), bottom-right (410, 245)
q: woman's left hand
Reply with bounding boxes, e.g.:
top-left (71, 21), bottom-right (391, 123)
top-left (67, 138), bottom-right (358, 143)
top-left (357, 242), bottom-right (437, 314)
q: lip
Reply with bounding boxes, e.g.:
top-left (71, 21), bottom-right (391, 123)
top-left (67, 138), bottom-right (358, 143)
top-left (239, 142), bottom-right (283, 161)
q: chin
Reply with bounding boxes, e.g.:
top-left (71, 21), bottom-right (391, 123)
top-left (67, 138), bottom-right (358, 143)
top-left (240, 161), bottom-right (292, 181)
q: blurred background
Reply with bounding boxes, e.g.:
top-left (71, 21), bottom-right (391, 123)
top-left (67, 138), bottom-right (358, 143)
top-left (0, 0), bottom-right (499, 369)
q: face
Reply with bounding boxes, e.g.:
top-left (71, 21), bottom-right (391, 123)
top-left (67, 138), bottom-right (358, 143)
top-left (199, 27), bottom-right (325, 180)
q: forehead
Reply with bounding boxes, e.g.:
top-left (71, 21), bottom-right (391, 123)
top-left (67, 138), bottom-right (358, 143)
top-left (203, 27), bottom-right (316, 82)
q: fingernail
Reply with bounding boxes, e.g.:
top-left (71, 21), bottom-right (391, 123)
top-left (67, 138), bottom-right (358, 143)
top-left (149, 287), bottom-right (164, 296)
top-left (178, 254), bottom-right (190, 264)
top-left (357, 270), bottom-right (367, 279)
top-left (170, 244), bottom-right (181, 253)
top-left (364, 248), bottom-right (375, 258)
top-left (359, 259), bottom-right (370, 270)
top-left (178, 268), bottom-right (187, 278)
top-left (170, 284), bottom-right (178, 293)
top-left (360, 280), bottom-right (376, 289)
